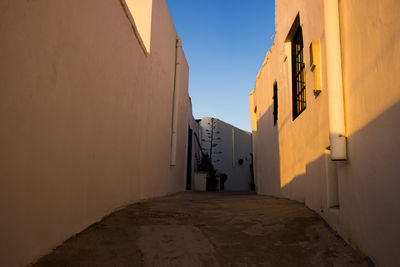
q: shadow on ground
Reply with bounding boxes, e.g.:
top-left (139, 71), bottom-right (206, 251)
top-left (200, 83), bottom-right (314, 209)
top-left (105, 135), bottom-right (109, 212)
top-left (33, 192), bottom-right (370, 267)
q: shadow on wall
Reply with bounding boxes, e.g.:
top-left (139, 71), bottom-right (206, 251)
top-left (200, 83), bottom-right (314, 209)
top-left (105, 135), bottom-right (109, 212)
top-left (278, 100), bottom-right (400, 201)
top-left (280, 154), bottom-right (325, 211)
top-left (342, 100), bottom-right (400, 265)
top-left (278, 100), bottom-right (400, 266)
top-left (255, 105), bottom-right (281, 196)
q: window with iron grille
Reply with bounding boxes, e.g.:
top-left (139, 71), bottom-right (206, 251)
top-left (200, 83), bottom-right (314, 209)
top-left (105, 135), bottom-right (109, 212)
top-left (291, 26), bottom-right (306, 119)
top-left (273, 82), bottom-right (278, 125)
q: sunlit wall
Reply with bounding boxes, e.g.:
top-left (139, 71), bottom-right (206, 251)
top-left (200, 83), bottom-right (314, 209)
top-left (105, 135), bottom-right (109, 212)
top-left (249, 0), bottom-right (400, 266)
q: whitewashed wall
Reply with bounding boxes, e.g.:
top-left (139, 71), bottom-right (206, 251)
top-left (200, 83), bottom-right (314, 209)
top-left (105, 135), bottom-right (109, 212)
top-left (249, 0), bottom-right (400, 266)
top-left (0, 0), bottom-right (191, 266)
top-left (199, 117), bottom-right (253, 191)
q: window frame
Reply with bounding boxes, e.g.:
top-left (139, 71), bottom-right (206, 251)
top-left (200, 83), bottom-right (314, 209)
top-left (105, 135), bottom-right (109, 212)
top-left (291, 26), bottom-right (306, 120)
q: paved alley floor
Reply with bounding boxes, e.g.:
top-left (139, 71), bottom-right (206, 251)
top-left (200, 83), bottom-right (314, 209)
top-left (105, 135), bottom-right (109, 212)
top-left (33, 192), bottom-right (370, 267)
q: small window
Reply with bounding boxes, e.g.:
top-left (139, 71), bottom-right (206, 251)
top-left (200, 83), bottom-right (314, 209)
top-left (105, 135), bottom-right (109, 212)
top-left (291, 26), bottom-right (306, 119)
top-left (273, 82), bottom-right (278, 125)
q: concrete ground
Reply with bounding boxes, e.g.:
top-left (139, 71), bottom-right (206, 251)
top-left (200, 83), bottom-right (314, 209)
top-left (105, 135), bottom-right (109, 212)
top-left (33, 192), bottom-right (370, 267)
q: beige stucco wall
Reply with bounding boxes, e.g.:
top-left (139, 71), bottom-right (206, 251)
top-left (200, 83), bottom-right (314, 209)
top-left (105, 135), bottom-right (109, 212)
top-left (0, 0), bottom-right (190, 266)
top-left (250, 0), bottom-right (400, 266)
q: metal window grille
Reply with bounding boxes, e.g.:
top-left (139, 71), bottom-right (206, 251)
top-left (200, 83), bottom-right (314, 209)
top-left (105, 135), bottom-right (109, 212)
top-left (273, 82), bottom-right (278, 125)
top-left (291, 26), bottom-right (306, 119)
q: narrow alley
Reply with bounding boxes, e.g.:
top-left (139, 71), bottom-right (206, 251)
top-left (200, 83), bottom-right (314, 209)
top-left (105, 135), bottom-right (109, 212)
top-left (34, 193), bottom-right (369, 267)
top-left (1, 1), bottom-right (399, 266)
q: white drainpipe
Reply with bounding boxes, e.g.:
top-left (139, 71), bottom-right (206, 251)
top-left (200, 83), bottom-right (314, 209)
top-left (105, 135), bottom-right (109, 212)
top-left (324, 0), bottom-right (347, 160)
top-left (170, 37), bottom-right (182, 166)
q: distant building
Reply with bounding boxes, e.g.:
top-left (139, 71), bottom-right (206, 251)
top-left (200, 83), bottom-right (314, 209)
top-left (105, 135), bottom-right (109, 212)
top-left (196, 117), bottom-right (253, 191)
top-left (249, 0), bottom-right (400, 266)
top-left (0, 0), bottom-right (192, 266)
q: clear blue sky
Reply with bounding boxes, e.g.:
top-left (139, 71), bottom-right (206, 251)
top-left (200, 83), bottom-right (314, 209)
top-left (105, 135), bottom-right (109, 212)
top-left (166, 0), bottom-right (276, 132)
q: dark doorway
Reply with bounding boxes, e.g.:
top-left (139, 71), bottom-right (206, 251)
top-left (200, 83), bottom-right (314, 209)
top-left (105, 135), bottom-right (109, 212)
top-left (186, 127), bottom-right (193, 190)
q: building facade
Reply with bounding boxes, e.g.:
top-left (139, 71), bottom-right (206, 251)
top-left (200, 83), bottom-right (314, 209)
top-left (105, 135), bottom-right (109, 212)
top-left (199, 117), bottom-right (253, 191)
top-left (249, 0), bottom-right (400, 266)
top-left (0, 0), bottom-right (192, 266)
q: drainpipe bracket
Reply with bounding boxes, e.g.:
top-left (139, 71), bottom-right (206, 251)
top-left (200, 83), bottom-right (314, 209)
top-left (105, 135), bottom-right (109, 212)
top-left (330, 134), bottom-right (347, 161)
